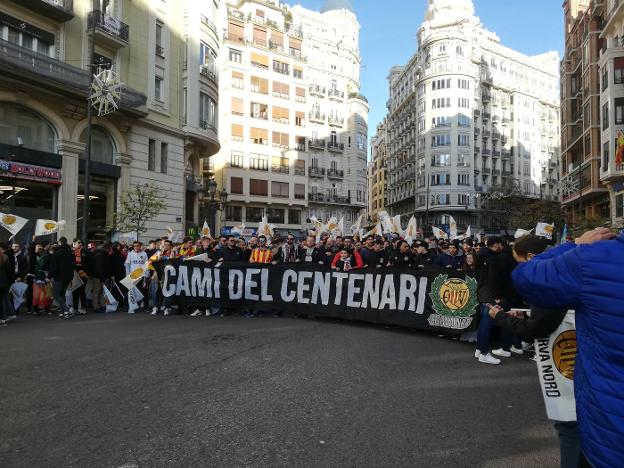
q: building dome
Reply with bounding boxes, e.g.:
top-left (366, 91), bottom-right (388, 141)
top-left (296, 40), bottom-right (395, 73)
top-left (321, 0), bottom-right (355, 14)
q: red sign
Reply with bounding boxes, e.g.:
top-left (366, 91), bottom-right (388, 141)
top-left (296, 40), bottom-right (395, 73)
top-left (0, 160), bottom-right (62, 185)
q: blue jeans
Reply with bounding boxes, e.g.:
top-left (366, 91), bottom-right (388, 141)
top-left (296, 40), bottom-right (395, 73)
top-left (476, 304), bottom-right (493, 354)
top-left (53, 280), bottom-right (70, 313)
top-left (553, 420), bottom-right (581, 468)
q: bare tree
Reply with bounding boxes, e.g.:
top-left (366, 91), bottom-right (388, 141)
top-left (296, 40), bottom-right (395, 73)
top-left (111, 183), bottom-right (167, 240)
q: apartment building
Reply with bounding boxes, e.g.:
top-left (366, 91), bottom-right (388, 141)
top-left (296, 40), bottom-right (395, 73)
top-left (369, 118), bottom-right (388, 222)
top-left (215, 0), bottom-right (367, 234)
top-left (561, 0), bottom-right (610, 229)
top-left (0, 0), bottom-right (220, 242)
top-left (598, 0), bottom-right (624, 227)
top-left (385, 0), bottom-right (561, 234)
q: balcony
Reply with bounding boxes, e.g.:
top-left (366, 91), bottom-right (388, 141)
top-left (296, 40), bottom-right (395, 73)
top-left (492, 150), bottom-right (501, 158)
top-left (482, 130), bottom-right (491, 138)
top-left (483, 149), bottom-right (491, 156)
top-left (473, 109), bottom-right (481, 117)
top-left (482, 92), bottom-right (491, 102)
top-left (308, 167), bottom-right (325, 177)
top-left (502, 170), bottom-right (513, 177)
top-left (328, 89), bottom-right (345, 101)
top-left (327, 169), bottom-right (344, 179)
top-left (199, 64), bottom-right (218, 84)
top-left (308, 139), bottom-right (325, 150)
top-left (201, 15), bottom-right (218, 35)
top-left (492, 169), bottom-right (501, 176)
top-left (87, 11), bottom-right (129, 48)
top-left (308, 193), bottom-right (350, 204)
top-left (199, 119), bottom-right (217, 134)
top-left (10, 0), bottom-right (74, 22)
top-left (483, 112), bottom-right (491, 120)
top-left (482, 167), bottom-right (491, 174)
top-left (502, 117), bottom-right (510, 126)
top-left (328, 142), bottom-right (345, 153)
top-left (492, 131), bottom-right (501, 140)
top-left (309, 85), bottom-right (326, 97)
top-left (474, 147), bottom-right (481, 154)
top-left (285, 23), bottom-right (303, 39)
top-left (474, 128), bottom-right (481, 136)
top-left (328, 115), bottom-right (344, 127)
top-left (0, 38), bottom-right (147, 117)
top-left (309, 112), bottom-right (326, 123)
top-left (224, 33), bottom-right (245, 44)
top-left (272, 165), bottom-right (290, 174)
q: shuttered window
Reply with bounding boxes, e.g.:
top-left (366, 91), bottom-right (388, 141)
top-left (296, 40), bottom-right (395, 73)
top-left (231, 98), bottom-right (244, 116)
top-left (230, 177), bottom-right (243, 194)
top-left (231, 124), bottom-right (243, 140)
top-left (227, 22), bottom-right (244, 42)
top-left (272, 106), bottom-right (289, 123)
top-left (250, 179), bottom-right (268, 196)
top-left (272, 132), bottom-right (289, 148)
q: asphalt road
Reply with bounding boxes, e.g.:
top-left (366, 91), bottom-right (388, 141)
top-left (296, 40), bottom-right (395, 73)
top-left (0, 313), bottom-right (558, 468)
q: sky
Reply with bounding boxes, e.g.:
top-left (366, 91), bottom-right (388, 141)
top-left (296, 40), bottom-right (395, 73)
top-left (294, 0), bottom-right (565, 155)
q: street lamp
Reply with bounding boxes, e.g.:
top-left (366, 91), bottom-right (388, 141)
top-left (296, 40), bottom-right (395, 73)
top-left (200, 177), bottom-right (228, 236)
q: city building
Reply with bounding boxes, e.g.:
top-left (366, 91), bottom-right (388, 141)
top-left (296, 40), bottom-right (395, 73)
top-left (0, 0), bottom-right (220, 243)
top-left (561, 0), bottom-right (610, 230)
top-left (369, 117), bottom-right (388, 222)
top-left (384, 0), bottom-right (561, 234)
top-left (598, 0), bottom-right (624, 227)
top-left (215, 0), bottom-right (367, 235)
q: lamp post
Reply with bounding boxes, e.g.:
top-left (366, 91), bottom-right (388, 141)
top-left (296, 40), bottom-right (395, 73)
top-left (200, 177), bottom-right (228, 236)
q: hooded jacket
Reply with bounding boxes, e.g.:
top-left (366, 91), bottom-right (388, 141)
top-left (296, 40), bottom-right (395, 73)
top-left (511, 236), bottom-right (624, 468)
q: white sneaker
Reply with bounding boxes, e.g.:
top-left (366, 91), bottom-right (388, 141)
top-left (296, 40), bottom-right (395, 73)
top-left (492, 348), bottom-right (512, 358)
top-left (510, 346), bottom-right (524, 355)
top-left (6, 315), bottom-right (16, 322)
top-left (474, 349), bottom-right (481, 359)
top-left (128, 310), bottom-right (135, 314)
top-left (160, 306), bottom-right (166, 311)
top-left (69, 307), bottom-right (75, 314)
top-left (205, 310), bottom-right (211, 316)
top-left (78, 308), bottom-right (87, 315)
top-left (190, 309), bottom-right (202, 317)
top-left (478, 353), bottom-right (502, 365)
top-left (151, 307), bottom-right (158, 315)
top-left (164, 308), bottom-right (171, 316)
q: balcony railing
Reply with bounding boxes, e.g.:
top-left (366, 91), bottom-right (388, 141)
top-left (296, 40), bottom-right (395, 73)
top-left (308, 167), bottom-right (325, 177)
top-left (309, 85), bottom-right (326, 96)
top-left (199, 64), bottom-right (218, 83)
top-left (308, 193), bottom-right (350, 204)
top-left (87, 11), bottom-right (129, 46)
top-left (308, 139), bottom-right (325, 149)
top-left (224, 33), bottom-right (245, 44)
top-left (483, 130), bottom-right (491, 138)
top-left (492, 150), bottom-right (501, 157)
top-left (492, 169), bottom-right (501, 175)
top-left (482, 167), bottom-right (491, 174)
top-left (328, 115), bottom-right (344, 127)
top-left (16, 0), bottom-right (74, 21)
top-left (199, 119), bottom-right (217, 133)
top-left (483, 112), bottom-right (491, 120)
top-left (482, 92), bottom-right (491, 101)
top-left (201, 15), bottom-right (218, 35)
top-left (328, 89), bottom-right (345, 100)
top-left (327, 142), bottom-right (345, 152)
top-left (327, 169), bottom-right (344, 179)
top-left (272, 165), bottom-right (290, 174)
top-left (309, 112), bottom-right (326, 123)
top-left (483, 149), bottom-right (491, 156)
top-left (0, 37), bottom-right (146, 116)
top-left (285, 23), bottom-right (303, 38)
top-left (492, 131), bottom-right (501, 140)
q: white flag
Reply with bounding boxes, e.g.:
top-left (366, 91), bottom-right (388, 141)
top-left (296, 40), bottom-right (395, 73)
top-left (201, 220), bottom-right (211, 238)
top-left (184, 252), bottom-right (210, 262)
top-left (514, 228), bottom-right (534, 239)
top-left (350, 214), bottom-right (364, 235)
top-left (463, 226), bottom-right (472, 240)
top-left (231, 223), bottom-right (245, 236)
top-left (536, 311), bottom-right (576, 421)
top-left (128, 287), bottom-right (144, 313)
top-left (102, 285), bottom-right (118, 313)
top-left (432, 226), bottom-right (447, 240)
top-left (448, 216), bottom-right (458, 240)
top-left (536, 222), bottom-right (555, 240)
top-left (391, 215), bottom-right (404, 236)
top-left (363, 223), bottom-right (383, 239)
top-left (258, 215), bottom-right (274, 239)
top-left (35, 219), bottom-right (65, 237)
top-left (166, 226), bottom-right (175, 241)
top-left (0, 213), bottom-right (28, 237)
top-left (120, 263), bottom-right (148, 290)
top-left (404, 216), bottom-right (418, 245)
top-left (69, 270), bottom-right (84, 292)
top-left (9, 281), bottom-right (27, 311)
top-left (378, 211), bottom-right (394, 234)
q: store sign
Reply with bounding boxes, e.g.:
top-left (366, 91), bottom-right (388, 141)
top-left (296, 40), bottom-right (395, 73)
top-left (0, 160), bottom-right (62, 185)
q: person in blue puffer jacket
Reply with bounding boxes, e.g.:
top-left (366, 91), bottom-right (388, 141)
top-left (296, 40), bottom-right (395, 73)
top-left (511, 227), bottom-right (623, 468)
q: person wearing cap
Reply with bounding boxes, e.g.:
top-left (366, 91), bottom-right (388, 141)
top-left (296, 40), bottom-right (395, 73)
top-left (388, 240), bottom-right (415, 267)
top-left (365, 238), bottom-right (389, 268)
top-left (434, 241), bottom-right (463, 270)
top-left (413, 241), bottom-right (437, 268)
top-left (249, 236), bottom-right (273, 264)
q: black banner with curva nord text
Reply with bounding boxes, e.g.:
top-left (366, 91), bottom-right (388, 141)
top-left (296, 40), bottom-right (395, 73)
top-left (153, 261), bottom-right (481, 332)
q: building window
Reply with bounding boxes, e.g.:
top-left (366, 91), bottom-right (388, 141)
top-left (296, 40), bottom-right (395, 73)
top-left (226, 206), bottom-right (242, 222)
top-left (294, 183), bottom-right (305, 200)
top-left (458, 194), bottom-right (470, 205)
top-left (156, 21), bottom-right (164, 57)
top-left (231, 177), bottom-right (243, 194)
top-left (433, 116), bottom-right (451, 127)
top-left (200, 42), bottom-right (216, 68)
top-left (432, 79), bottom-right (451, 90)
top-left (154, 77), bottom-right (163, 101)
top-left (458, 114), bottom-right (470, 126)
top-left (273, 60), bottom-right (290, 75)
top-left (357, 132), bottom-right (366, 150)
top-left (602, 66), bottom-right (609, 92)
top-left (432, 97), bottom-right (451, 109)
top-left (160, 142), bottom-right (167, 173)
top-left (148, 139), bottom-right (156, 171)
top-left (289, 209), bottom-right (301, 225)
top-left (458, 97), bottom-right (470, 108)
top-left (250, 178), bottom-right (268, 196)
top-left (229, 49), bottom-right (242, 63)
top-left (431, 134), bottom-right (451, 147)
top-left (458, 79), bottom-right (470, 89)
top-left (293, 67), bottom-right (303, 79)
top-left (431, 173), bottom-right (451, 185)
top-left (267, 208), bottom-right (285, 224)
top-left (431, 194), bottom-right (450, 205)
top-left (231, 151), bottom-right (243, 168)
top-left (431, 154), bottom-right (451, 167)
top-left (250, 154), bottom-right (268, 171)
top-left (271, 181), bottom-right (289, 198)
top-left (616, 193), bottom-right (624, 218)
top-left (603, 103), bottom-right (610, 130)
top-left (246, 207), bottom-right (263, 222)
top-left (250, 127), bottom-right (268, 145)
top-left (232, 71), bottom-right (244, 89)
top-left (616, 98), bottom-right (624, 125)
top-left (458, 134), bottom-right (470, 146)
top-left (457, 173), bottom-right (470, 185)
top-left (200, 93), bottom-right (217, 129)
top-left (615, 57), bottom-right (624, 84)
top-left (457, 154), bottom-right (470, 167)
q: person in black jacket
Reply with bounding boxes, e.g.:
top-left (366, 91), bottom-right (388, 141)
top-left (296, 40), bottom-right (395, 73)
top-left (49, 237), bottom-right (74, 318)
top-left (365, 238), bottom-right (389, 268)
top-left (0, 244), bottom-right (15, 324)
top-left (388, 240), bottom-right (415, 267)
top-left (216, 236), bottom-right (244, 262)
top-left (297, 236), bottom-right (324, 264)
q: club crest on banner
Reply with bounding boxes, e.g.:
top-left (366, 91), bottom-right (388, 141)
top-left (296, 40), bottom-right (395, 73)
top-left (428, 274), bottom-right (478, 329)
top-left (553, 330), bottom-right (576, 380)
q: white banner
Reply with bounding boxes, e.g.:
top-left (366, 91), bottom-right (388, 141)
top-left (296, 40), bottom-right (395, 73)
top-left (103, 15), bottom-right (122, 35)
top-left (128, 287), bottom-right (144, 313)
top-left (0, 213), bottom-right (28, 237)
top-left (102, 284), bottom-right (118, 313)
top-left (535, 311), bottom-right (576, 422)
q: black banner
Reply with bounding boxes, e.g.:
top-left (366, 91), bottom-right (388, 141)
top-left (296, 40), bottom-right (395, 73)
top-left (154, 261), bottom-right (480, 332)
